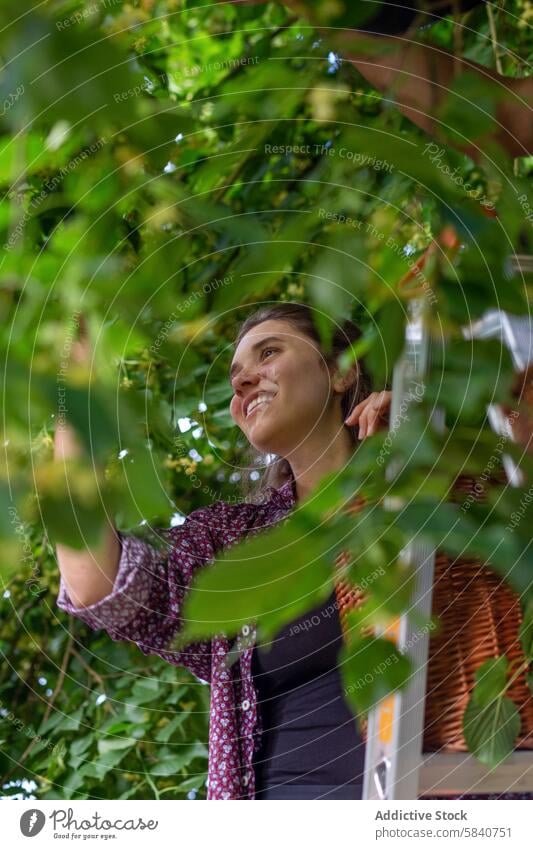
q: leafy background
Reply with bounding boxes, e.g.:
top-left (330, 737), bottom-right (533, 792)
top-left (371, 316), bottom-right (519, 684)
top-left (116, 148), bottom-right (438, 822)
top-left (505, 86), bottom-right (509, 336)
top-left (0, 0), bottom-right (532, 799)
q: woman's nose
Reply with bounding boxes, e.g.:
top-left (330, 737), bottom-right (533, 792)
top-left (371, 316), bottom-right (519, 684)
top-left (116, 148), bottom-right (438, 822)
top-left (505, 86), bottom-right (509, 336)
top-left (231, 366), bottom-right (260, 394)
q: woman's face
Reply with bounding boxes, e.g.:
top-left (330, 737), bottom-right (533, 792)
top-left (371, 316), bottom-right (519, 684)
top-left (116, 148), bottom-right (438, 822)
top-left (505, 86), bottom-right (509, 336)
top-left (229, 319), bottom-right (337, 457)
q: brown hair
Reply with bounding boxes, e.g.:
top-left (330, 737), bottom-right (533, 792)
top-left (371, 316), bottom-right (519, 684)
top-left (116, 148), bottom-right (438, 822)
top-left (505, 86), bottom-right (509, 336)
top-left (234, 303), bottom-right (372, 501)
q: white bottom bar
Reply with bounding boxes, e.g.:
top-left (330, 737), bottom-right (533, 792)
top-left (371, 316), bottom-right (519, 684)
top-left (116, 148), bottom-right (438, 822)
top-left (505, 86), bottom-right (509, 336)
top-left (3, 798), bottom-right (533, 849)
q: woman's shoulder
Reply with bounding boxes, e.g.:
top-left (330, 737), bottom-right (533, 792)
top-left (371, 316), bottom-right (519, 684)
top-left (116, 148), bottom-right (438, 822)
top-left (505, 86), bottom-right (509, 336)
top-left (163, 496), bottom-right (261, 553)
top-left (189, 495), bottom-right (258, 521)
top-left (169, 482), bottom-right (294, 548)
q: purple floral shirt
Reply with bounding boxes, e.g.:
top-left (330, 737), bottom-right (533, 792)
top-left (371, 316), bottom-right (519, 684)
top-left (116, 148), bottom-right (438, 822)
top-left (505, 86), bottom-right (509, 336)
top-left (56, 479), bottom-right (297, 800)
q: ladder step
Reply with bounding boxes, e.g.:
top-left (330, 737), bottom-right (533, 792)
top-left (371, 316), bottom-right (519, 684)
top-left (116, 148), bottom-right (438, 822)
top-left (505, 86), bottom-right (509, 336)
top-left (419, 752), bottom-right (533, 796)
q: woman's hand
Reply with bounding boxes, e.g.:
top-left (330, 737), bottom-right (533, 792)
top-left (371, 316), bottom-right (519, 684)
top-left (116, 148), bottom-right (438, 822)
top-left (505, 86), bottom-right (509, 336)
top-left (345, 390), bottom-right (392, 440)
top-left (53, 314), bottom-right (91, 462)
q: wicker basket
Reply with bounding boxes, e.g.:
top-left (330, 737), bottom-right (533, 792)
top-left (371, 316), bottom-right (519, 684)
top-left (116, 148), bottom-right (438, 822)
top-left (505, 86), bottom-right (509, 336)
top-left (334, 372), bottom-right (533, 752)
top-left (335, 548), bottom-right (533, 751)
top-left (424, 552), bottom-right (533, 750)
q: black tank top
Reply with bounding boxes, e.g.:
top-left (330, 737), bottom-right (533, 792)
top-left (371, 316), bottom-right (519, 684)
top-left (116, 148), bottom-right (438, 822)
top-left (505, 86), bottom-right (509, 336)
top-left (251, 590), bottom-right (366, 799)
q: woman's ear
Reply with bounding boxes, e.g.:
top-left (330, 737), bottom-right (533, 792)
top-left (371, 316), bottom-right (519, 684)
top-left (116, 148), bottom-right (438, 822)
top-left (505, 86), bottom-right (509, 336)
top-left (331, 363), bottom-right (360, 395)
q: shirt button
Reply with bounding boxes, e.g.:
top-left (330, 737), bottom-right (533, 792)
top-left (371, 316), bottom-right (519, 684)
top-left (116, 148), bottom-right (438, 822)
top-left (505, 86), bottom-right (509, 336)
top-left (243, 773), bottom-right (250, 787)
top-left (241, 699), bottom-right (251, 711)
top-left (242, 624), bottom-right (250, 637)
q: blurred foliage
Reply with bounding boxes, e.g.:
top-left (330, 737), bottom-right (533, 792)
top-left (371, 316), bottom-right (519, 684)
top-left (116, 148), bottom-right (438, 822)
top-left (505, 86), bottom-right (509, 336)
top-left (0, 540), bottom-right (209, 800)
top-left (0, 0), bottom-right (532, 797)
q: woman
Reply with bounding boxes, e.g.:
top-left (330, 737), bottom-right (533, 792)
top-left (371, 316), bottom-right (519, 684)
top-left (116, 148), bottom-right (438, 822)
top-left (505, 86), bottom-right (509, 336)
top-left (55, 303), bottom-right (392, 800)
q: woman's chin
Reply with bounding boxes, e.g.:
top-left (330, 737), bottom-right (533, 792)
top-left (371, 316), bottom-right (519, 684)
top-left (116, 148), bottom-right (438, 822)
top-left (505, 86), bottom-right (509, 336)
top-left (245, 407), bottom-right (294, 455)
top-left (247, 425), bottom-right (283, 455)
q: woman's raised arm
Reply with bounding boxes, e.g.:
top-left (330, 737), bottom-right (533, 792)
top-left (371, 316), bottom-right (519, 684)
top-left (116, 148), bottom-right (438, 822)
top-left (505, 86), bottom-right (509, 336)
top-left (53, 318), bottom-right (217, 683)
top-left (53, 315), bottom-right (122, 607)
top-left (53, 317), bottom-right (121, 608)
top-left (55, 498), bottom-right (222, 683)
top-left (53, 420), bottom-right (121, 609)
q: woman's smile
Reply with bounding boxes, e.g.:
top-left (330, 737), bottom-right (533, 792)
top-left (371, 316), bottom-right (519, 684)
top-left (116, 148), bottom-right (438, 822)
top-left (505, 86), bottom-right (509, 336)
top-left (245, 391), bottom-right (277, 418)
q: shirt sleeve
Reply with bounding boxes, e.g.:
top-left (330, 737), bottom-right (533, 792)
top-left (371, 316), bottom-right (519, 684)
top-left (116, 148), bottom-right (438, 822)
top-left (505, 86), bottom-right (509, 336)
top-left (56, 505), bottom-right (223, 683)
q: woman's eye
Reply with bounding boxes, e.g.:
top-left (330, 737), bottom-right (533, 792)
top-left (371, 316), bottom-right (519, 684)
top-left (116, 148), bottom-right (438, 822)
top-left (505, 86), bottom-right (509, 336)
top-left (261, 347), bottom-right (277, 359)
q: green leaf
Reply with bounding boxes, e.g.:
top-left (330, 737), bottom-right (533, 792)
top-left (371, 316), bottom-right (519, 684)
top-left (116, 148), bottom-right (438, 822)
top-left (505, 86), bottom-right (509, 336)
top-left (48, 707), bottom-right (84, 734)
top-left (35, 460), bottom-right (108, 549)
top-left (392, 499), bottom-right (533, 598)
top-left (364, 299), bottom-right (406, 386)
top-left (340, 635), bottom-right (412, 715)
top-left (155, 711), bottom-right (192, 743)
top-left (69, 734), bottom-right (93, 758)
top-left (470, 656), bottom-right (509, 707)
top-left (426, 339), bottom-right (514, 425)
top-left (97, 736), bottom-right (137, 756)
top-left (438, 72), bottom-right (498, 147)
top-left (148, 742), bottom-right (208, 776)
top-left (81, 747), bottom-right (132, 780)
top-left (0, 4), bottom-right (144, 133)
top-left (101, 709), bottom-right (147, 733)
top-left (175, 773), bottom-right (207, 793)
top-left (176, 512), bottom-right (337, 645)
top-left (110, 444), bottom-right (172, 530)
top-left (130, 677), bottom-right (163, 706)
top-left (462, 695), bottom-right (520, 767)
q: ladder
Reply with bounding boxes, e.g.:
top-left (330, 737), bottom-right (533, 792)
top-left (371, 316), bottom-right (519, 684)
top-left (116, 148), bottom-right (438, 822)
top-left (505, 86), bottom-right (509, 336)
top-left (362, 265), bottom-right (532, 799)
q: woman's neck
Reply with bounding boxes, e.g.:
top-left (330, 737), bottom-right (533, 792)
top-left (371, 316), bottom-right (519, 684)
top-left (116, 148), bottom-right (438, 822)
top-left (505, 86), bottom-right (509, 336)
top-left (285, 424), bottom-right (354, 504)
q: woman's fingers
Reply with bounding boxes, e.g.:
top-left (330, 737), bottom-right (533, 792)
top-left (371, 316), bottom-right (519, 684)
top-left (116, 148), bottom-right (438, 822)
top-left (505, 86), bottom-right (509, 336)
top-left (344, 394), bottom-right (374, 426)
top-left (356, 408), bottom-right (367, 439)
top-left (371, 390), bottom-right (392, 429)
top-left (364, 408), bottom-right (382, 437)
top-left (372, 390), bottom-right (392, 412)
top-left (345, 390), bottom-right (392, 437)
top-left (358, 407), bottom-right (379, 440)
top-left (357, 404), bottom-right (379, 439)
top-left (70, 314), bottom-right (92, 366)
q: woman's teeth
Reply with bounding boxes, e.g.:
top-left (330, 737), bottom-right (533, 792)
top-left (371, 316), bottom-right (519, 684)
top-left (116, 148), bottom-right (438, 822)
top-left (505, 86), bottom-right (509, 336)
top-left (246, 393), bottom-right (275, 418)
